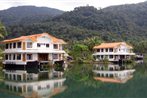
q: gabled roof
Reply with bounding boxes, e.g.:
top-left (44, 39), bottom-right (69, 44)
top-left (2, 33), bottom-right (66, 44)
top-left (93, 42), bottom-right (132, 49)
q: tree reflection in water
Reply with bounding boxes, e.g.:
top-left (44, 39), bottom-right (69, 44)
top-left (65, 63), bottom-right (102, 87)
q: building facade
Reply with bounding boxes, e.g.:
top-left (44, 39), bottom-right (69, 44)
top-left (2, 33), bottom-right (67, 95)
top-left (93, 42), bottom-right (135, 62)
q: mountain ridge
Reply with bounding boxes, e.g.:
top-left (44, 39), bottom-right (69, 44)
top-left (1, 2), bottom-right (147, 42)
top-left (0, 6), bottom-right (64, 25)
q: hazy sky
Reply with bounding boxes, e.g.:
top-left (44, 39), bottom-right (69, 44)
top-left (0, 0), bottom-right (146, 11)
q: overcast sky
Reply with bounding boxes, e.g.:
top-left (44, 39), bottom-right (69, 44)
top-left (0, 0), bottom-right (146, 11)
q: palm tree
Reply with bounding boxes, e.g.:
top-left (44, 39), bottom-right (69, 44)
top-left (83, 36), bottom-right (103, 51)
top-left (0, 22), bottom-right (7, 61)
top-left (0, 22), bottom-right (7, 39)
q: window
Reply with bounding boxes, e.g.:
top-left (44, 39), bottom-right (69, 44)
top-left (53, 54), bottom-right (58, 59)
top-left (109, 48), bottom-right (113, 52)
top-left (17, 54), bottom-right (21, 60)
top-left (14, 86), bottom-right (17, 92)
top-left (10, 43), bottom-right (12, 49)
top-left (6, 84), bottom-right (9, 90)
top-left (9, 74), bottom-right (12, 80)
top-left (46, 85), bottom-right (50, 89)
top-left (97, 55), bottom-right (100, 59)
top-left (27, 42), bottom-right (32, 48)
top-left (28, 86), bottom-right (33, 92)
top-left (101, 55), bottom-right (104, 59)
top-left (17, 75), bottom-right (21, 81)
top-left (106, 48), bottom-right (108, 52)
top-left (18, 86), bottom-right (22, 93)
top-left (13, 43), bottom-right (16, 48)
top-left (97, 49), bottom-right (100, 52)
top-left (37, 43), bottom-right (41, 47)
top-left (27, 54), bottom-right (33, 60)
top-left (38, 86), bottom-right (41, 90)
top-left (13, 54), bottom-right (16, 60)
top-left (53, 44), bottom-right (58, 49)
top-left (9, 85), bottom-right (12, 90)
top-left (46, 44), bottom-right (49, 48)
top-left (17, 42), bottom-right (21, 48)
top-left (101, 49), bottom-right (104, 52)
top-left (5, 54), bottom-right (8, 60)
top-left (9, 54), bottom-right (11, 60)
top-left (5, 74), bottom-right (8, 80)
top-left (109, 55), bottom-right (113, 59)
top-left (6, 44), bottom-right (9, 49)
top-left (13, 74), bottom-right (16, 81)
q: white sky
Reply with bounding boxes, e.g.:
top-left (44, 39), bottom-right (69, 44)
top-left (0, 0), bottom-right (146, 11)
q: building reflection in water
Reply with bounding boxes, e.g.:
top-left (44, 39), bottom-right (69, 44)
top-left (4, 72), bottom-right (66, 98)
top-left (93, 63), bottom-right (135, 83)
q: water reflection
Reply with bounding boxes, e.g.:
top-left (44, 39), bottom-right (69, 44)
top-left (93, 63), bottom-right (135, 83)
top-left (1, 60), bottom-right (146, 97)
top-left (135, 60), bottom-right (144, 64)
top-left (3, 72), bottom-right (66, 98)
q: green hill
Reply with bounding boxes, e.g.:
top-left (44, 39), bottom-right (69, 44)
top-left (1, 2), bottom-right (147, 42)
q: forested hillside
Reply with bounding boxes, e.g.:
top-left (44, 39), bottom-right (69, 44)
top-left (54, 2), bottom-right (147, 41)
top-left (0, 2), bottom-right (147, 43)
top-left (0, 6), bottom-right (64, 25)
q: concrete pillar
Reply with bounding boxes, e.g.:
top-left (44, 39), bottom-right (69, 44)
top-left (21, 75), bottom-right (23, 82)
top-left (48, 53), bottom-right (52, 60)
top-left (22, 85), bottom-right (27, 93)
top-left (103, 73), bottom-right (105, 77)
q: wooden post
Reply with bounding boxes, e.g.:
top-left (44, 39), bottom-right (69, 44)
top-left (23, 54), bottom-right (26, 62)
top-left (22, 42), bottom-right (26, 50)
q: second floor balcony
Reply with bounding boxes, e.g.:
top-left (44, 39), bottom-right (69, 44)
top-left (94, 48), bottom-right (134, 55)
top-left (4, 41), bottom-right (64, 53)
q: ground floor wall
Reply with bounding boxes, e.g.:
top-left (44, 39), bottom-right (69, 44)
top-left (93, 54), bottom-right (133, 61)
top-left (4, 53), bottom-right (65, 63)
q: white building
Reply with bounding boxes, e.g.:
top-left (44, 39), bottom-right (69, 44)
top-left (93, 42), bottom-right (135, 62)
top-left (1, 33), bottom-right (67, 95)
top-left (3, 32), bottom-right (66, 64)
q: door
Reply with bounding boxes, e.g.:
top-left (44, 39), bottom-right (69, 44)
top-left (38, 53), bottom-right (48, 61)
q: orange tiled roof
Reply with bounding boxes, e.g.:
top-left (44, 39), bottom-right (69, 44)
top-left (2, 33), bottom-right (66, 44)
top-left (93, 42), bottom-right (132, 49)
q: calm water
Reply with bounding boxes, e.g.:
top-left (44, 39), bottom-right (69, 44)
top-left (0, 93), bottom-right (22, 98)
top-left (53, 62), bottom-right (147, 98)
top-left (0, 82), bottom-right (23, 98)
top-left (1, 61), bottom-right (147, 98)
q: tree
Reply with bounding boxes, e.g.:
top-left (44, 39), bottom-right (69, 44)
top-left (0, 22), bottom-right (7, 39)
top-left (0, 22), bottom-right (7, 60)
top-left (69, 43), bottom-right (91, 63)
top-left (83, 36), bottom-right (103, 51)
